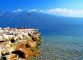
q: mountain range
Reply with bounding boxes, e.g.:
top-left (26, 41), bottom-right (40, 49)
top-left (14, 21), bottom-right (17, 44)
top-left (0, 11), bottom-right (83, 35)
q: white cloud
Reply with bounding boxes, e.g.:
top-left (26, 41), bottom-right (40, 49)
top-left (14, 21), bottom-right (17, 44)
top-left (45, 8), bottom-right (83, 17)
top-left (28, 8), bottom-right (83, 17)
top-left (28, 9), bottom-right (44, 13)
top-left (14, 9), bottom-right (23, 12)
top-left (13, 8), bottom-right (83, 17)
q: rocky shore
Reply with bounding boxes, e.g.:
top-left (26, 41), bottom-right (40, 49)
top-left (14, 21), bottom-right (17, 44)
top-left (0, 27), bottom-right (41, 60)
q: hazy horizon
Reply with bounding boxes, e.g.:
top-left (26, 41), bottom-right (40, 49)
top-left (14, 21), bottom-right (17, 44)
top-left (1, 0), bottom-right (83, 17)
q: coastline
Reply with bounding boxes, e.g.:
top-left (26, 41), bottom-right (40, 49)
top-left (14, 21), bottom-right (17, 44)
top-left (0, 27), bottom-right (41, 60)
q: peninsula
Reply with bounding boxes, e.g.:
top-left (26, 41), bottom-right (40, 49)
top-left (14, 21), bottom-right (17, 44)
top-left (0, 27), bottom-right (41, 60)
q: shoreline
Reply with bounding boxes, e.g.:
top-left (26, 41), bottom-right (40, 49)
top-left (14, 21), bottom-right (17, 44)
top-left (0, 27), bottom-right (41, 60)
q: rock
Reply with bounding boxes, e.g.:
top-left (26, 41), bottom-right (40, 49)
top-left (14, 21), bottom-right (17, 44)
top-left (0, 27), bottom-right (41, 60)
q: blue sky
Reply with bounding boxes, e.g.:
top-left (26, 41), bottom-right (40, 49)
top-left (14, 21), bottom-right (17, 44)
top-left (0, 0), bottom-right (83, 11)
top-left (0, 0), bottom-right (83, 17)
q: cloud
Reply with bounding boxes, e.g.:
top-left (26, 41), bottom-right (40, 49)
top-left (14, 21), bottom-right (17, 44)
top-left (45, 8), bottom-right (83, 17)
top-left (14, 9), bottom-right (23, 12)
top-left (28, 9), bottom-right (44, 13)
top-left (28, 8), bottom-right (83, 17)
top-left (13, 8), bottom-right (83, 17)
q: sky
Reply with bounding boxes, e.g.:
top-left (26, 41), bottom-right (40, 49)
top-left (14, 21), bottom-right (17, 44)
top-left (0, 0), bottom-right (83, 17)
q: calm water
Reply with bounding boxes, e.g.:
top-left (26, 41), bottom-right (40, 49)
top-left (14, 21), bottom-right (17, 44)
top-left (31, 29), bottom-right (83, 60)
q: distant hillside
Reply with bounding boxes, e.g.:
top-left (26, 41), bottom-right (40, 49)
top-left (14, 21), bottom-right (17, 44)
top-left (0, 11), bottom-right (83, 35)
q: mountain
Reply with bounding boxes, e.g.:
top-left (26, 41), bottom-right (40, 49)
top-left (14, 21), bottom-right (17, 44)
top-left (0, 11), bottom-right (83, 35)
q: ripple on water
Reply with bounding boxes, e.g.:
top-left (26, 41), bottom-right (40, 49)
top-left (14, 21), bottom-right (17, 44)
top-left (31, 35), bottom-right (83, 60)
